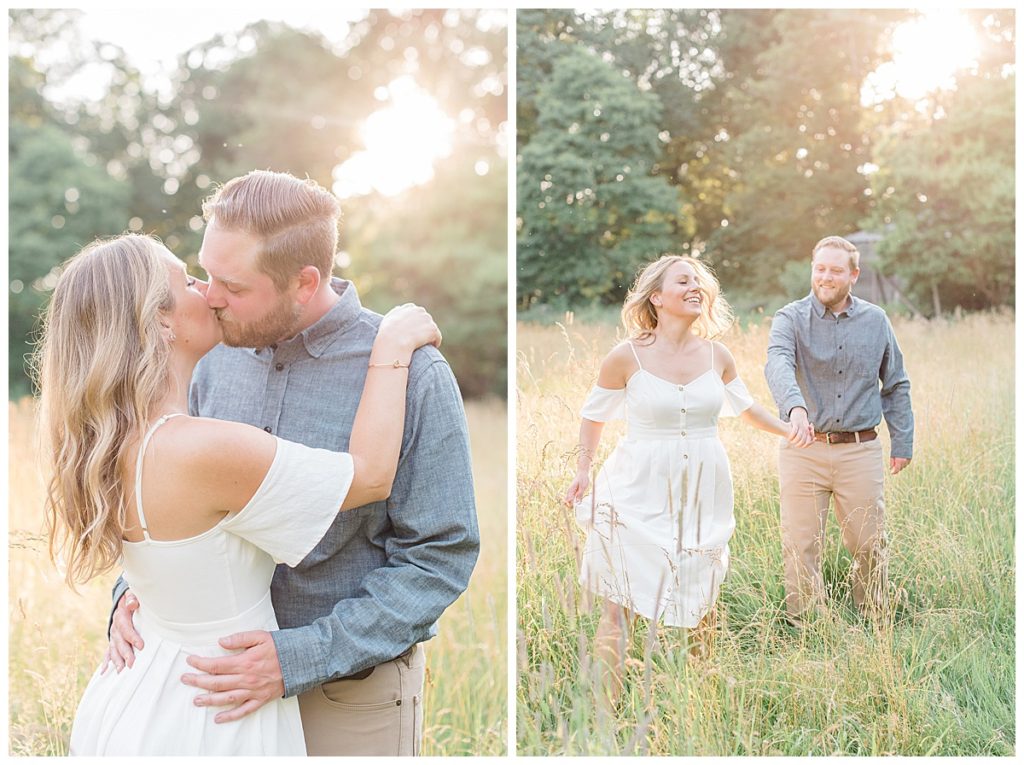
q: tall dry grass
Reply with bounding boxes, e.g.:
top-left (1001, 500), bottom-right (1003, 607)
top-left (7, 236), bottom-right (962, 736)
top-left (8, 398), bottom-right (507, 756)
top-left (516, 312), bottom-right (1014, 755)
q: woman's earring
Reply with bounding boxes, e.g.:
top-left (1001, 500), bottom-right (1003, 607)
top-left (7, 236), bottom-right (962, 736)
top-left (169, 330), bottom-right (177, 343)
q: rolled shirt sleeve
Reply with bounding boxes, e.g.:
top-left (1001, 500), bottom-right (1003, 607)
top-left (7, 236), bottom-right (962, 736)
top-left (270, 360), bottom-right (479, 697)
top-left (879, 317), bottom-right (914, 459)
top-left (765, 308), bottom-right (807, 420)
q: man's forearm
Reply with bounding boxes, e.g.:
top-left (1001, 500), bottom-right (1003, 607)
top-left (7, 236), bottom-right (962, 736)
top-left (765, 315), bottom-right (805, 419)
top-left (881, 384), bottom-right (914, 459)
top-left (880, 327), bottom-right (914, 458)
top-left (271, 534), bottom-right (478, 696)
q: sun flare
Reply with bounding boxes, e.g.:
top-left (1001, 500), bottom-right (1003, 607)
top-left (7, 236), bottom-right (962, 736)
top-left (863, 9), bottom-right (981, 105)
top-left (332, 76), bottom-right (455, 199)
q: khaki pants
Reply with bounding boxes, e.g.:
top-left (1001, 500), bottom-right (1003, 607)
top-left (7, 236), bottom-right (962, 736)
top-left (297, 644), bottom-right (425, 756)
top-left (778, 439), bottom-right (887, 621)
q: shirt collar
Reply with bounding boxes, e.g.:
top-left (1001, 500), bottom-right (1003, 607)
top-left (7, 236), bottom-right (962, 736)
top-left (300, 278), bottom-right (363, 358)
top-left (809, 291), bottom-right (858, 318)
top-left (256, 278), bottom-right (362, 359)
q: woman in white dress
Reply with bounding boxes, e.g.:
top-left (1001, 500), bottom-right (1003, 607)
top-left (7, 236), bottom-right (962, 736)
top-left (563, 255), bottom-right (811, 705)
top-left (35, 234), bottom-right (440, 755)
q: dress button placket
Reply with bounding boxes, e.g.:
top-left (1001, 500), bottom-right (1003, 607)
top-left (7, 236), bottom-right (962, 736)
top-left (680, 385), bottom-right (688, 449)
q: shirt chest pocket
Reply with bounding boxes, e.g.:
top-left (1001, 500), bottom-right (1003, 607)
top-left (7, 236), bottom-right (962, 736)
top-left (846, 347), bottom-right (884, 382)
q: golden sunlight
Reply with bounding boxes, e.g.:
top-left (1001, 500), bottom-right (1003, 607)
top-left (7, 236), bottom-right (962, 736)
top-left (332, 76), bottom-right (455, 198)
top-left (863, 9), bottom-right (980, 105)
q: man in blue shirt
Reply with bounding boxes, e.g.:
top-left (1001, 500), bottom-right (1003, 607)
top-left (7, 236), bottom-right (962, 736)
top-left (107, 170), bottom-right (479, 754)
top-left (766, 235), bottom-right (913, 625)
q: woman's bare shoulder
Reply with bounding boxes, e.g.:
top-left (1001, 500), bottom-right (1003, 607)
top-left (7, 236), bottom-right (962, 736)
top-left (597, 341), bottom-right (639, 387)
top-left (711, 340), bottom-right (739, 381)
top-left (158, 416), bottom-right (277, 490)
top-left (711, 339), bottom-right (736, 362)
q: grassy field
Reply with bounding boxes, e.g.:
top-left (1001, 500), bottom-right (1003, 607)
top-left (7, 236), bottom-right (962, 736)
top-left (516, 311), bottom-right (1014, 756)
top-left (8, 398), bottom-right (507, 756)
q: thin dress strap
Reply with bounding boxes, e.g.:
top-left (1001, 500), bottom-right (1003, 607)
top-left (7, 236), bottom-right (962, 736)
top-left (134, 413), bottom-right (186, 542)
top-left (709, 340), bottom-right (715, 372)
top-left (628, 341), bottom-right (643, 370)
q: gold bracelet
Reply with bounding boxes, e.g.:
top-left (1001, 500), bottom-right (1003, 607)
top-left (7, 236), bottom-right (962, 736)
top-left (368, 359), bottom-right (411, 369)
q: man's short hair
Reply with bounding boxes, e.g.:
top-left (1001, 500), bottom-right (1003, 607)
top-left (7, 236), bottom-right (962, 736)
top-left (811, 235), bottom-right (860, 271)
top-left (202, 170), bottom-right (341, 291)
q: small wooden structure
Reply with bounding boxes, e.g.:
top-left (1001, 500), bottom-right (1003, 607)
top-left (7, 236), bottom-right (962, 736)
top-left (846, 230), bottom-right (922, 316)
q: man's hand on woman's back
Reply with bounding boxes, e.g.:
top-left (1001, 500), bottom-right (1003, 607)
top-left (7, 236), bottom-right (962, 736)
top-left (101, 590), bottom-right (144, 673)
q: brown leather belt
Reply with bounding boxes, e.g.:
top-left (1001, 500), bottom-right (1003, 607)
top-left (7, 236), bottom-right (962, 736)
top-left (814, 429), bottom-right (877, 445)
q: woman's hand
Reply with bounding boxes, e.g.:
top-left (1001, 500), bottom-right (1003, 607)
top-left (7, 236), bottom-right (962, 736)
top-left (376, 303), bottom-right (442, 356)
top-left (564, 470), bottom-right (590, 507)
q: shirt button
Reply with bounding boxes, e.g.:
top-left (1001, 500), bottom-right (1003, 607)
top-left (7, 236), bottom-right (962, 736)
top-left (680, 408), bottom-right (686, 413)
top-left (838, 370), bottom-right (843, 374)
top-left (678, 385), bottom-right (684, 391)
top-left (275, 363), bottom-right (284, 371)
top-left (683, 454), bottom-right (688, 459)
top-left (838, 394), bottom-right (842, 398)
top-left (681, 431), bottom-right (687, 436)
top-left (264, 426), bottom-right (272, 433)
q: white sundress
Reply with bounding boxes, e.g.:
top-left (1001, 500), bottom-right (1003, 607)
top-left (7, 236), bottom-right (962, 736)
top-left (576, 341), bottom-right (753, 627)
top-left (69, 413), bottom-right (354, 756)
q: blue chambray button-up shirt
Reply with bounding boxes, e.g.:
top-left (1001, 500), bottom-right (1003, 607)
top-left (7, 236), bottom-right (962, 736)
top-left (183, 278), bottom-right (480, 696)
top-left (765, 292), bottom-right (914, 459)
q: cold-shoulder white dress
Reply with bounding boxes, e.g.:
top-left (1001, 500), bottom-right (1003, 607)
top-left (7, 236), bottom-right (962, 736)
top-left (576, 342), bottom-right (753, 627)
top-left (69, 413), bottom-right (353, 755)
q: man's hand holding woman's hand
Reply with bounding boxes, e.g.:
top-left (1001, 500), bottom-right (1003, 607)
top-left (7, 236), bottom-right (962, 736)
top-left (787, 407), bottom-right (815, 448)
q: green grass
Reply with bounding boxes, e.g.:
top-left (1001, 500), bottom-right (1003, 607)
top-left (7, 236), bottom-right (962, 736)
top-left (8, 398), bottom-right (507, 756)
top-left (516, 311), bottom-right (1014, 755)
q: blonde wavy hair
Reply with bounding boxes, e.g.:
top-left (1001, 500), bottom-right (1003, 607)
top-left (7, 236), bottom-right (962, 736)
top-left (32, 234), bottom-right (176, 587)
top-left (621, 255), bottom-right (734, 341)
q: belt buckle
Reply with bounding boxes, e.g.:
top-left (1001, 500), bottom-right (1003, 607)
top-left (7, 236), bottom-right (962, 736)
top-left (826, 432), bottom-right (837, 445)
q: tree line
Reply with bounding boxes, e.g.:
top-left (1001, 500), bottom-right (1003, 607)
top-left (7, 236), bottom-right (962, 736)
top-left (516, 9), bottom-right (1014, 316)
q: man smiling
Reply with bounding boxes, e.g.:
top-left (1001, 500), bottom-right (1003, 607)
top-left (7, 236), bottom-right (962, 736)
top-left (765, 235), bottom-right (914, 625)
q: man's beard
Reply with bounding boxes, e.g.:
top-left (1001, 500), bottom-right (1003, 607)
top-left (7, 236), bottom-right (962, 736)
top-left (216, 295), bottom-right (303, 348)
top-left (813, 282), bottom-right (851, 311)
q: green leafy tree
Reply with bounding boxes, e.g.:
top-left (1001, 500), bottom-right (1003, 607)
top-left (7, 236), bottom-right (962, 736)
top-left (518, 9), bottom-right (729, 250)
top-left (864, 56), bottom-right (1014, 313)
top-left (708, 9), bottom-right (905, 300)
top-left (517, 45), bottom-right (681, 308)
top-left (345, 152), bottom-right (507, 397)
top-left (9, 121), bottom-right (131, 395)
top-left (575, 9), bottom-right (729, 248)
top-left (516, 9), bottom-right (577, 146)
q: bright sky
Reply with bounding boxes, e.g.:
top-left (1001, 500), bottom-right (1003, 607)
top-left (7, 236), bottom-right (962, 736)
top-left (36, 7), bottom-right (477, 199)
top-left (863, 8), bottom-right (982, 105)
top-left (43, 8), bottom-right (364, 103)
